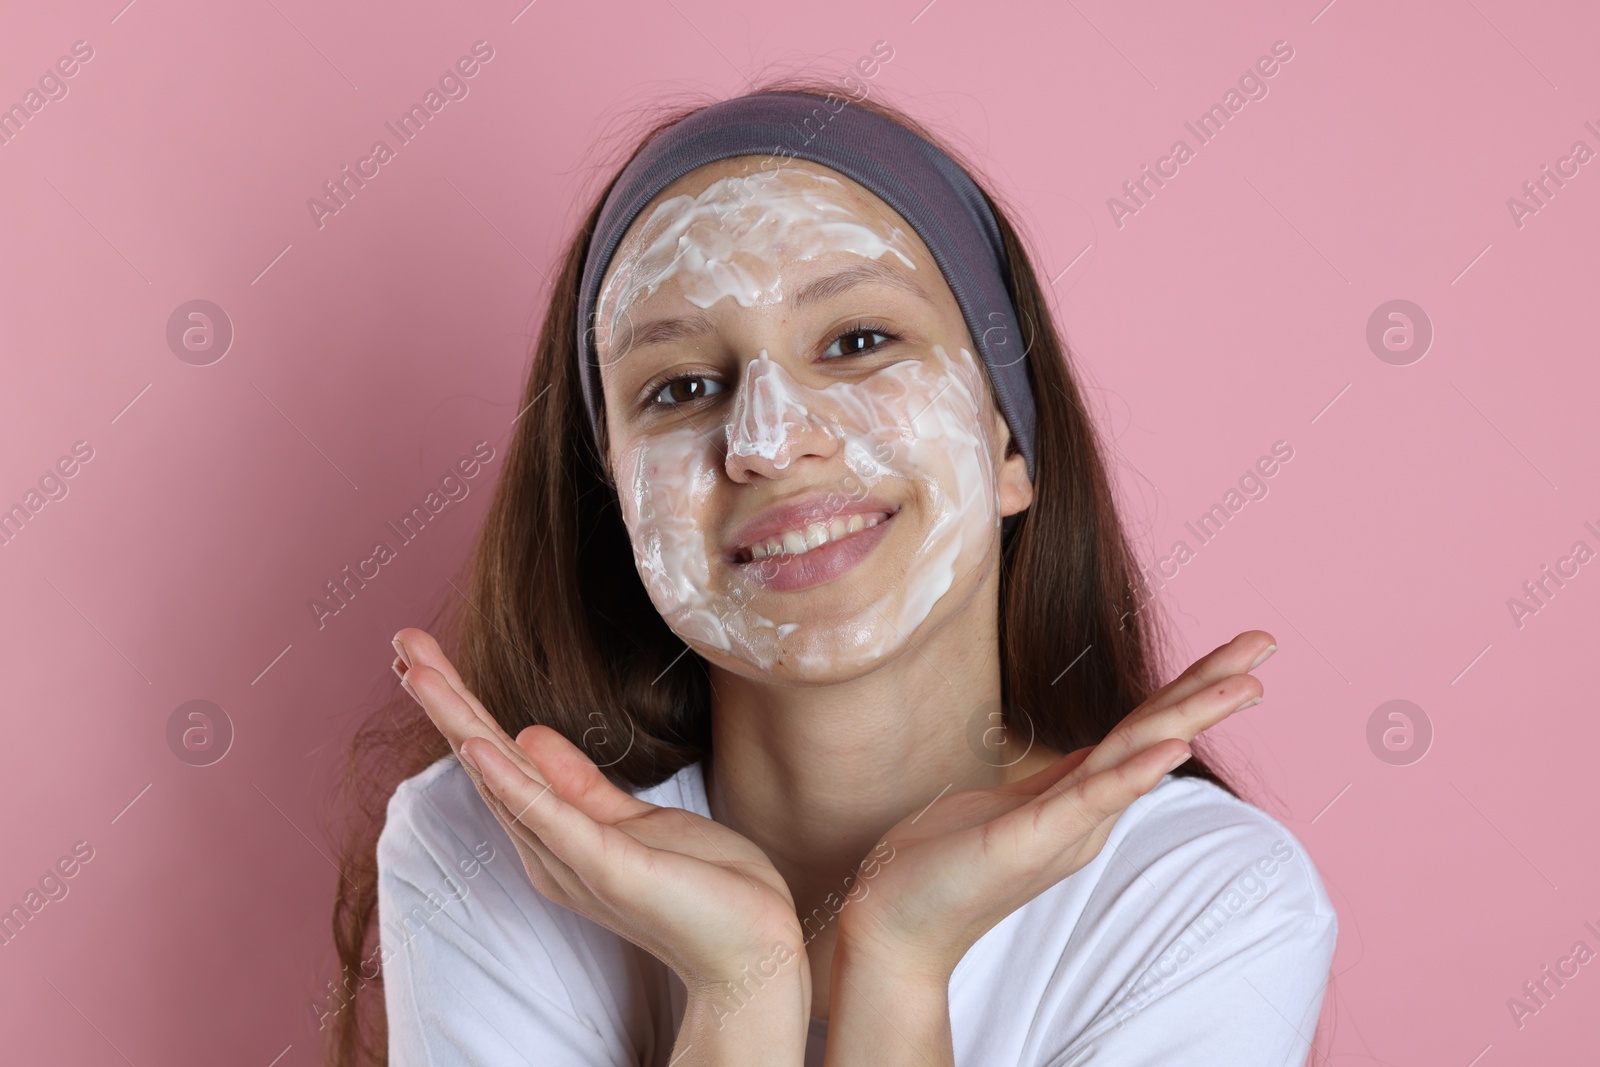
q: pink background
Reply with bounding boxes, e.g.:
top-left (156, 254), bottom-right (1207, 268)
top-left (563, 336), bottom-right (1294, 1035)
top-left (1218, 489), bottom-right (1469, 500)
top-left (2, 0), bottom-right (1596, 1063)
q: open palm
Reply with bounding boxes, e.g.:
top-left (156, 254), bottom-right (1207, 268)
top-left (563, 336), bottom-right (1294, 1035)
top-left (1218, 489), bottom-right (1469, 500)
top-left (394, 627), bottom-right (805, 989)
top-left (837, 630), bottom-right (1276, 978)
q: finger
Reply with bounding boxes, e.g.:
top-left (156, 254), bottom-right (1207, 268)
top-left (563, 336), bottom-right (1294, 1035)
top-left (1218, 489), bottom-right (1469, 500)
top-left (395, 663), bottom-right (573, 889)
top-left (491, 801), bottom-right (598, 910)
top-left (1082, 671), bottom-right (1262, 780)
top-left (404, 662), bottom-right (544, 783)
top-left (395, 628), bottom-right (524, 755)
top-left (1071, 632), bottom-right (1272, 784)
top-left (1140, 630), bottom-right (1276, 716)
top-left (418, 722), bottom-right (577, 897)
top-left (515, 725), bottom-right (656, 824)
top-left (458, 736), bottom-right (606, 907)
top-left (465, 737), bottom-right (647, 898)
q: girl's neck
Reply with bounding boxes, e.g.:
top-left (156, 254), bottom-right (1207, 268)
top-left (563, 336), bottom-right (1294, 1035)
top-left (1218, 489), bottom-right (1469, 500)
top-left (700, 571), bottom-right (1052, 920)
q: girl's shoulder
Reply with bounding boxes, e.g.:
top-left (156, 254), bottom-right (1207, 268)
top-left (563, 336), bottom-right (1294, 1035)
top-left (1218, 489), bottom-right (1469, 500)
top-left (1114, 770), bottom-right (1336, 898)
top-left (1021, 769), bottom-right (1339, 957)
top-left (376, 755), bottom-right (682, 1065)
top-left (948, 771), bottom-right (1339, 1064)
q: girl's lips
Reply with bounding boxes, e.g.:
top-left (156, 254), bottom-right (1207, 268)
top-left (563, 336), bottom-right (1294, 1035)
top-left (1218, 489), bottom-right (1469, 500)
top-left (732, 510), bottom-right (896, 592)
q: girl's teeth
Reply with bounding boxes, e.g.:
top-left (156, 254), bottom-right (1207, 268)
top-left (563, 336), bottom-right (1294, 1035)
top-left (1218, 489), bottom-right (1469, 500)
top-left (747, 512), bottom-right (887, 561)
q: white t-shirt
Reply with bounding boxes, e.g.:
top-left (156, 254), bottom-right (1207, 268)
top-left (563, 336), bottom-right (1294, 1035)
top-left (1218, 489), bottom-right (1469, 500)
top-left (376, 755), bottom-right (1337, 1066)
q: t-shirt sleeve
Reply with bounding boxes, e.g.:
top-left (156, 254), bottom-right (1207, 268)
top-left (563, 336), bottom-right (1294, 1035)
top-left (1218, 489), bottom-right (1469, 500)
top-left (1032, 786), bottom-right (1338, 1067)
top-left (375, 759), bottom-right (676, 1067)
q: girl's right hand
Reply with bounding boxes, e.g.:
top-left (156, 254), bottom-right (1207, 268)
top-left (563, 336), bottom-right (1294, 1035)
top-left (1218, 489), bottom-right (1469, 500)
top-left (391, 628), bottom-right (808, 996)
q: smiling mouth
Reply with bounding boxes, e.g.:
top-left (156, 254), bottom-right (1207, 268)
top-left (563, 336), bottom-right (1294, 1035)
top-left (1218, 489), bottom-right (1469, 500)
top-left (732, 509), bottom-right (895, 564)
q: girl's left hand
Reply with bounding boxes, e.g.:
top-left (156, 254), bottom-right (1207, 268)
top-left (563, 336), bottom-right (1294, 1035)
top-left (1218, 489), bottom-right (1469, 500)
top-left (834, 630), bottom-right (1276, 981)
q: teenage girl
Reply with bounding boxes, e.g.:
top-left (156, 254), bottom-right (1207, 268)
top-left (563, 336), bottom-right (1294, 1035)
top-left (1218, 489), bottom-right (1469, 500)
top-left (331, 82), bottom-right (1336, 1067)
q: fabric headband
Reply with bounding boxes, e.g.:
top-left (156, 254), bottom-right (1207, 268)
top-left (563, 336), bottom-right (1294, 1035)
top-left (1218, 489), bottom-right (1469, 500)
top-left (574, 89), bottom-right (1038, 482)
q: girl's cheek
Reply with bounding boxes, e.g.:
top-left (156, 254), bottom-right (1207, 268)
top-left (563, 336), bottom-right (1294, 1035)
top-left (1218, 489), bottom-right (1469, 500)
top-left (613, 438), bottom-right (651, 529)
top-left (617, 430), bottom-right (722, 609)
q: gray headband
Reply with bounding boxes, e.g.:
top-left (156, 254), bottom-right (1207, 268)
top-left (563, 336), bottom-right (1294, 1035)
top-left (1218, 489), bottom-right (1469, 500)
top-left (575, 89), bottom-right (1037, 482)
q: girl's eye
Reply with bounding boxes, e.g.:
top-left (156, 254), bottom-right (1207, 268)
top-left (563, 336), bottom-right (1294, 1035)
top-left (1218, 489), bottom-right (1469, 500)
top-left (650, 376), bottom-right (725, 406)
top-left (825, 327), bottom-right (894, 359)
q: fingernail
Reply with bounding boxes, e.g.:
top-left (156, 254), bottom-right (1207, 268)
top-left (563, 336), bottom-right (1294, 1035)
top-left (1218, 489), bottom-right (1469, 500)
top-left (400, 674), bottom-right (419, 705)
top-left (1235, 695), bottom-right (1263, 712)
top-left (1166, 749), bottom-right (1192, 773)
top-left (459, 745), bottom-right (481, 775)
top-left (391, 657), bottom-right (406, 682)
top-left (392, 635), bottom-right (412, 668)
top-left (1248, 644), bottom-right (1277, 671)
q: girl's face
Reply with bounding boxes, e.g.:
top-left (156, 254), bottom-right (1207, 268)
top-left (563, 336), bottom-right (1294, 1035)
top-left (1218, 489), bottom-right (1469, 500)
top-left (595, 158), bottom-right (1033, 683)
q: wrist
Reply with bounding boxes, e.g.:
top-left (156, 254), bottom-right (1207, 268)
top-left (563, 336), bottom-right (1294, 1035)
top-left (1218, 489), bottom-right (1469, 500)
top-left (680, 939), bottom-right (812, 1022)
top-left (678, 952), bottom-right (811, 1066)
top-left (827, 931), bottom-right (953, 1062)
top-left (832, 925), bottom-right (953, 991)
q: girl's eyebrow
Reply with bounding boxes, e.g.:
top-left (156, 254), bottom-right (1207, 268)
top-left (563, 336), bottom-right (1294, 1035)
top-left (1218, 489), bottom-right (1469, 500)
top-left (792, 259), bottom-right (931, 308)
top-left (611, 310), bottom-right (717, 363)
top-left (615, 260), bottom-right (932, 362)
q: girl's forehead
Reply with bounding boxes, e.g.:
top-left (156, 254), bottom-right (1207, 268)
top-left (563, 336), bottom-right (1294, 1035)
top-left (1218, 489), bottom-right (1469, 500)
top-left (599, 157), bottom-right (934, 287)
top-left (647, 156), bottom-right (897, 229)
top-left (592, 160), bottom-right (947, 375)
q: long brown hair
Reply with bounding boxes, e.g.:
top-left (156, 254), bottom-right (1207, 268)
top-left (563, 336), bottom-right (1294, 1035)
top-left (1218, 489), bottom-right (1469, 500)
top-left (325, 77), bottom-right (1243, 1066)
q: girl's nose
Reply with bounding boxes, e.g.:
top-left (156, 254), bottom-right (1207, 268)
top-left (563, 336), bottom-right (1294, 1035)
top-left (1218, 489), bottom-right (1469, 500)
top-left (724, 351), bottom-right (841, 482)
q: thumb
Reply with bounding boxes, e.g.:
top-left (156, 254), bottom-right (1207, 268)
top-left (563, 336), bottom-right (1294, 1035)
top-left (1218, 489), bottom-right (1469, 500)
top-left (515, 724), bottom-right (655, 824)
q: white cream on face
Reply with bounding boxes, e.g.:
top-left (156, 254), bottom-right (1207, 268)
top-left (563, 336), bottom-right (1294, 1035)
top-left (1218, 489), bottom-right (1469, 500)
top-left (616, 343), bottom-right (998, 674)
top-left (601, 165), bottom-right (1002, 675)
top-left (595, 167), bottom-right (917, 369)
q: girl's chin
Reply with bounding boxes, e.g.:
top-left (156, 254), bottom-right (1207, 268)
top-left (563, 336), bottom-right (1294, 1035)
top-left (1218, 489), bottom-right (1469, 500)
top-left (700, 638), bottom-right (917, 687)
